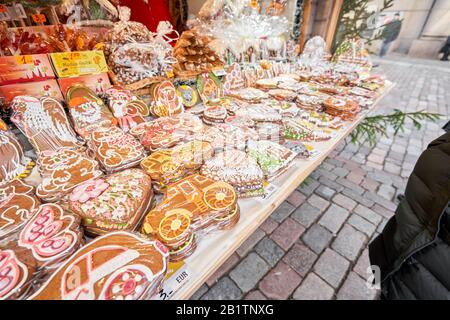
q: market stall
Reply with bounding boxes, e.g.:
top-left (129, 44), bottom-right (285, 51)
top-left (0, 1), bottom-right (393, 301)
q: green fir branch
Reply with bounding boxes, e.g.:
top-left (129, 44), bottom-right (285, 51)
top-left (350, 109), bottom-right (442, 146)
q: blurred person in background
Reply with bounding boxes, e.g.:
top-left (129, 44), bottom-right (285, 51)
top-left (439, 36), bottom-right (450, 61)
top-left (379, 12), bottom-right (402, 57)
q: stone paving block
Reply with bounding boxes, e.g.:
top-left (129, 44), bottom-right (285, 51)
top-left (283, 243), bottom-right (317, 276)
top-left (271, 218), bottom-right (305, 250)
top-left (367, 153), bottom-right (385, 165)
top-left (325, 158), bottom-right (345, 167)
top-left (315, 168), bottom-right (338, 181)
top-left (291, 203), bottom-right (322, 228)
top-left (366, 161), bottom-right (383, 171)
top-left (360, 177), bottom-right (380, 192)
top-left (377, 184), bottom-right (396, 201)
top-left (336, 178), bottom-right (365, 194)
top-left (270, 201), bottom-right (295, 223)
top-left (315, 185), bottom-right (336, 200)
top-left (318, 204), bottom-right (350, 234)
top-left (230, 253), bottom-right (270, 292)
top-left (255, 237), bottom-right (285, 267)
top-left (353, 249), bottom-right (371, 280)
top-left (236, 228), bottom-right (265, 257)
top-left (302, 224), bottom-right (333, 254)
top-left (314, 249), bottom-right (350, 288)
top-left (364, 191), bottom-right (397, 211)
top-left (292, 273), bottom-right (335, 300)
top-left (191, 284), bottom-right (208, 300)
top-left (372, 204), bottom-right (395, 219)
top-left (201, 277), bottom-right (243, 300)
top-left (259, 261), bottom-right (302, 300)
top-left (318, 176), bottom-right (345, 192)
top-left (206, 253), bottom-right (240, 286)
top-left (348, 214), bottom-right (376, 237)
top-left (286, 190), bottom-right (307, 207)
top-left (332, 193), bottom-right (357, 211)
top-left (259, 217), bottom-right (279, 234)
top-left (307, 194), bottom-right (330, 212)
top-left (296, 178), bottom-right (320, 196)
top-left (336, 272), bottom-right (378, 300)
top-left (332, 224), bottom-right (367, 261)
top-left (332, 166), bottom-right (349, 178)
top-left (354, 204), bottom-right (383, 226)
top-left (384, 162), bottom-right (401, 175)
top-left (244, 290), bottom-right (267, 300)
top-left (346, 172), bottom-right (365, 185)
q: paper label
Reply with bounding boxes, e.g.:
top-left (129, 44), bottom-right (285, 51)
top-left (153, 262), bottom-right (194, 300)
top-left (50, 51), bottom-right (108, 78)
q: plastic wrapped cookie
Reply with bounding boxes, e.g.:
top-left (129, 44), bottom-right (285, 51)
top-left (87, 126), bottom-right (146, 173)
top-left (105, 86), bottom-right (149, 132)
top-left (201, 149), bottom-right (265, 198)
top-left (0, 180), bottom-right (40, 240)
top-left (36, 148), bottom-right (103, 202)
top-left (142, 174), bottom-right (239, 261)
top-left (28, 231), bottom-right (169, 300)
top-left (69, 169), bottom-right (154, 236)
top-left (10, 96), bottom-right (83, 154)
top-left (0, 122), bottom-right (34, 183)
top-left (150, 81), bottom-right (183, 117)
top-left (67, 85), bottom-right (117, 141)
top-left (141, 140), bottom-right (214, 192)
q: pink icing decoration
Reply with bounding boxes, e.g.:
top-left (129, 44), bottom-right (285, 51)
top-left (70, 179), bottom-right (110, 203)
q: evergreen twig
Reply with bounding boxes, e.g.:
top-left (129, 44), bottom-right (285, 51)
top-left (350, 109), bottom-right (442, 146)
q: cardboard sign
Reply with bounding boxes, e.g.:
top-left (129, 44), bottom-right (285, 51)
top-left (50, 50), bottom-right (108, 78)
top-left (0, 54), bottom-right (55, 86)
top-left (57, 72), bottom-right (111, 98)
top-left (153, 262), bottom-right (194, 300)
top-left (0, 80), bottom-right (63, 104)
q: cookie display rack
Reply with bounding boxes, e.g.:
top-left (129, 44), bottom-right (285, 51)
top-left (160, 81), bottom-right (395, 300)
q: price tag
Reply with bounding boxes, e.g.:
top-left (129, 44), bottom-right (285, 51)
top-left (0, 5), bottom-right (6, 13)
top-left (212, 69), bottom-right (226, 77)
top-left (15, 55), bottom-right (33, 65)
top-left (31, 13), bottom-right (46, 23)
top-left (153, 262), bottom-right (194, 300)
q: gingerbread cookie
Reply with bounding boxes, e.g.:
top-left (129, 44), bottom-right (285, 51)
top-left (0, 180), bottom-right (40, 240)
top-left (105, 86), bottom-right (149, 132)
top-left (29, 231), bottom-right (169, 300)
top-left (201, 150), bottom-right (264, 197)
top-left (17, 203), bottom-right (83, 270)
top-left (88, 126), bottom-right (146, 173)
top-left (36, 148), bottom-right (103, 202)
top-left (247, 140), bottom-right (296, 181)
top-left (67, 85), bottom-right (117, 140)
top-left (197, 72), bottom-right (223, 104)
top-left (176, 85), bottom-right (199, 108)
top-left (141, 141), bottom-right (214, 192)
top-left (142, 174), bottom-right (239, 261)
top-left (323, 96), bottom-right (360, 120)
top-left (10, 96), bottom-right (82, 154)
top-left (0, 248), bottom-right (35, 300)
top-left (0, 129), bottom-right (33, 184)
top-left (131, 114), bottom-right (204, 152)
top-left (150, 81), bottom-right (183, 117)
top-left (69, 169), bottom-right (153, 236)
top-left (223, 63), bottom-right (245, 94)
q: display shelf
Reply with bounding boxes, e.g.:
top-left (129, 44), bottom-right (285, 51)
top-left (162, 81), bottom-right (395, 300)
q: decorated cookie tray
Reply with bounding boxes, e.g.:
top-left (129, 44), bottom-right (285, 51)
top-left (155, 81), bottom-right (394, 300)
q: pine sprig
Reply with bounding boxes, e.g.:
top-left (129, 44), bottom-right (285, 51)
top-left (350, 109), bottom-right (442, 146)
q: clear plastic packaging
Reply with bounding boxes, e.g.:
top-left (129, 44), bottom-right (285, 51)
top-left (67, 85), bottom-right (117, 140)
top-left (0, 121), bottom-right (34, 184)
top-left (69, 168), bottom-right (154, 236)
top-left (0, 202), bottom-right (83, 300)
top-left (140, 140), bottom-right (214, 193)
top-left (141, 174), bottom-right (239, 261)
top-left (200, 149), bottom-right (265, 198)
top-left (105, 86), bottom-right (149, 132)
top-left (10, 96), bottom-right (83, 155)
top-left (28, 231), bottom-right (169, 300)
top-left (150, 81), bottom-right (184, 117)
top-left (36, 148), bottom-right (103, 202)
top-left (87, 126), bottom-right (146, 173)
top-left (0, 179), bottom-right (40, 240)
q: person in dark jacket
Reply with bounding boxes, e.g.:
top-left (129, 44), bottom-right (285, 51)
top-left (379, 13), bottom-right (402, 57)
top-left (439, 36), bottom-right (450, 61)
top-left (369, 131), bottom-right (450, 300)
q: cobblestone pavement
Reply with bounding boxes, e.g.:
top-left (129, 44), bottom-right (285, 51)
top-left (192, 56), bottom-right (450, 300)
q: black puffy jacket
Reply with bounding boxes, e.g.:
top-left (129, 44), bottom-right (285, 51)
top-left (369, 131), bottom-right (450, 300)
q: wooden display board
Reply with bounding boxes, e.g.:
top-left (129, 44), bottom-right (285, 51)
top-left (158, 81), bottom-right (395, 300)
